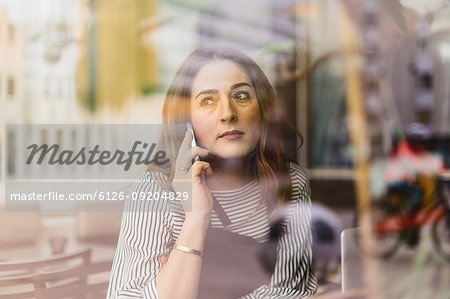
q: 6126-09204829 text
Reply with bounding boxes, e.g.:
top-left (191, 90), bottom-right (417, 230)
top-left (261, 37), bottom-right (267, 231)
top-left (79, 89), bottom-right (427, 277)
top-left (9, 191), bottom-right (190, 201)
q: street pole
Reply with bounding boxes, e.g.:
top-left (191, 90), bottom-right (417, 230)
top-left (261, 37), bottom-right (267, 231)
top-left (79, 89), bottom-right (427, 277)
top-left (338, 3), bottom-right (381, 299)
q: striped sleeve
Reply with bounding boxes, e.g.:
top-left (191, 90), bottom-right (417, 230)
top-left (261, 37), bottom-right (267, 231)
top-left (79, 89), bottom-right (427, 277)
top-left (107, 172), bottom-right (174, 299)
top-left (240, 165), bottom-right (318, 298)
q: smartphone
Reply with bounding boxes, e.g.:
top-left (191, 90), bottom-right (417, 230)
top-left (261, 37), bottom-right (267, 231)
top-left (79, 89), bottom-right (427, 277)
top-left (186, 122), bottom-right (200, 161)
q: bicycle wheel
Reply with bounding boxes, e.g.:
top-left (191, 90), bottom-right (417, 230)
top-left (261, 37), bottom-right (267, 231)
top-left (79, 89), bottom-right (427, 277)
top-left (353, 198), bottom-right (405, 259)
top-left (432, 218), bottom-right (450, 263)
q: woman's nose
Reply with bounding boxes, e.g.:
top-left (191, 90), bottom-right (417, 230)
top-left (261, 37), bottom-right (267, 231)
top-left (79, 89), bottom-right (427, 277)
top-left (220, 98), bottom-right (238, 123)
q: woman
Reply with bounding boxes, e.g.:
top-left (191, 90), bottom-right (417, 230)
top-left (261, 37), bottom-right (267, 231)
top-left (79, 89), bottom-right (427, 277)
top-left (107, 47), bottom-right (317, 298)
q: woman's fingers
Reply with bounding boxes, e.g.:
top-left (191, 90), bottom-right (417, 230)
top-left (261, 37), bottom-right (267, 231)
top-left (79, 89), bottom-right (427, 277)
top-left (177, 146), bottom-right (209, 172)
top-left (178, 130), bottom-right (193, 156)
top-left (175, 131), bottom-right (194, 168)
top-left (175, 131), bottom-right (209, 170)
top-left (191, 161), bottom-right (213, 179)
top-left (172, 160), bottom-right (212, 197)
top-left (172, 133), bottom-right (213, 215)
top-left (187, 146), bottom-right (209, 162)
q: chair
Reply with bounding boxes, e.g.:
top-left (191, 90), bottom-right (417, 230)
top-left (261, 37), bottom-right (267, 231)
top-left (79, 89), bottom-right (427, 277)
top-left (0, 273), bottom-right (35, 299)
top-left (0, 248), bottom-right (112, 298)
top-left (0, 248), bottom-right (91, 298)
top-left (0, 249), bottom-right (90, 278)
top-left (34, 260), bottom-right (112, 299)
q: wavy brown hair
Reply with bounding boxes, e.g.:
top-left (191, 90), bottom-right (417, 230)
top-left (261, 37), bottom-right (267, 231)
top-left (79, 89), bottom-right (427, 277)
top-left (151, 47), bottom-right (302, 208)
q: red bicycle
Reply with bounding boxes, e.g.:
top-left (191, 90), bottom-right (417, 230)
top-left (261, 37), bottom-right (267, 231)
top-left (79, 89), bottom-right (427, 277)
top-left (356, 173), bottom-right (450, 262)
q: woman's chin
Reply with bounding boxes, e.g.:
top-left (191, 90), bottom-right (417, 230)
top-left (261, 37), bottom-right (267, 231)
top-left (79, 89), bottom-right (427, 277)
top-left (205, 152), bottom-right (242, 160)
top-left (206, 148), bottom-right (256, 161)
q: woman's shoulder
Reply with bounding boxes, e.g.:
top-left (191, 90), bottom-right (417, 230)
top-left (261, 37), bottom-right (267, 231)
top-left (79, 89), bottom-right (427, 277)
top-left (287, 161), bottom-right (309, 188)
top-left (126, 170), bottom-right (173, 202)
top-left (123, 170), bottom-right (174, 213)
top-left (131, 170), bottom-right (171, 190)
top-left (287, 161), bottom-right (311, 202)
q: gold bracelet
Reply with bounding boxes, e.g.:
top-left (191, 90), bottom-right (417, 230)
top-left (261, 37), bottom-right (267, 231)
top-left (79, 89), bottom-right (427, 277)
top-left (174, 244), bottom-right (202, 257)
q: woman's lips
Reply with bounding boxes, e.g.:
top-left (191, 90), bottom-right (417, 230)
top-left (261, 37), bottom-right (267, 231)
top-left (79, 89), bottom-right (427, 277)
top-left (219, 130), bottom-right (244, 140)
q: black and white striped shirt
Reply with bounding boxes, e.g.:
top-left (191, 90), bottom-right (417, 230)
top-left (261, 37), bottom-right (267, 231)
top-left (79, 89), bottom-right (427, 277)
top-left (107, 162), bottom-right (318, 298)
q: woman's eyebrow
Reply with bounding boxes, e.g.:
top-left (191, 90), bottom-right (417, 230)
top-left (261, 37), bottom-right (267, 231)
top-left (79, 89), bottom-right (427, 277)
top-left (195, 89), bottom-right (218, 99)
top-left (194, 82), bottom-right (252, 99)
top-left (230, 82), bottom-right (251, 90)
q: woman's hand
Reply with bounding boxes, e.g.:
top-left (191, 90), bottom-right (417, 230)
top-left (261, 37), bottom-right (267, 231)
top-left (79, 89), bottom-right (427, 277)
top-left (172, 131), bottom-right (213, 218)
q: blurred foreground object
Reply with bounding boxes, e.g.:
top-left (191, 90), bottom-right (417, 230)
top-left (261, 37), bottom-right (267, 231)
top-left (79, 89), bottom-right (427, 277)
top-left (76, 0), bottom-right (159, 111)
top-left (311, 203), bottom-right (342, 283)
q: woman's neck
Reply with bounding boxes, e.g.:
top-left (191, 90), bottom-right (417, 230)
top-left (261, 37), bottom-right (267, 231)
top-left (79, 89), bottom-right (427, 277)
top-left (205, 155), bottom-right (256, 191)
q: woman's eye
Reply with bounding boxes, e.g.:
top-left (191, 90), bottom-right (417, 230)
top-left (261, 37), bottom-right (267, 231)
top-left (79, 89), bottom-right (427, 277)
top-left (234, 92), bottom-right (250, 101)
top-left (200, 98), bottom-right (215, 106)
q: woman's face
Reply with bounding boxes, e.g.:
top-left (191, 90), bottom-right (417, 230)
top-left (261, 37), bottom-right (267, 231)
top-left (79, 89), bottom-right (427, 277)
top-left (190, 60), bottom-right (262, 159)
